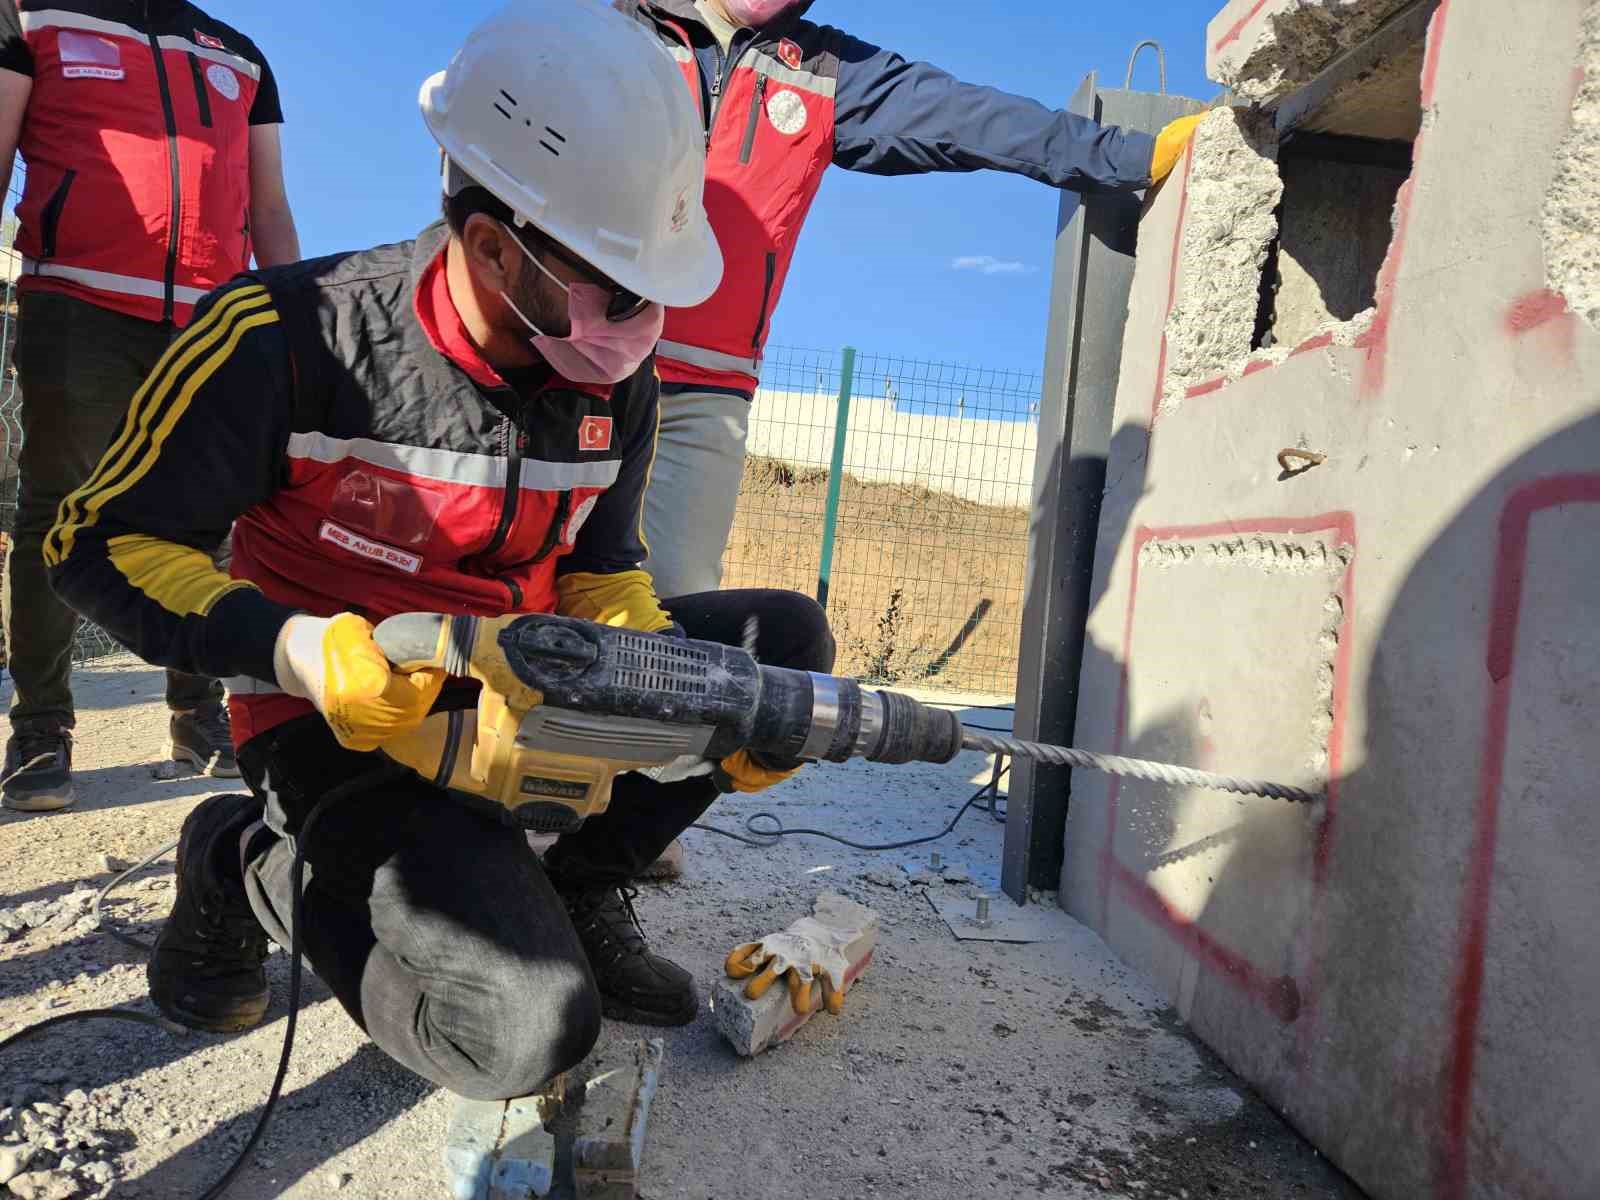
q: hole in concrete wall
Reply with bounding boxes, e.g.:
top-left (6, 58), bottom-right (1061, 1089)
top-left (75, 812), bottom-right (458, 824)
top-left (1252, 132), bottom-right (1414, 352)
top-left (1161, 16), bottom-right (1427, 406)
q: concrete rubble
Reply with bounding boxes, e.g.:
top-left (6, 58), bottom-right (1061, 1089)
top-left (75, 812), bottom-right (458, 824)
top-left (711, 891), bottom-right (879, 1058)
top-left (1160, 109), bottom-right (1282, 407)
top-left (0, 1088), bottom-right (126, 1199)
top-left (1209, 0), bottom-right (1422, 103)
top-left (1544, 0), bottom-right (1600, 329)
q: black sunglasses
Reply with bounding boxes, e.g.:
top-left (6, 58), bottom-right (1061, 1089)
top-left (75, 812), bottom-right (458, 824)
top-left (530, 234), bottom-right (651, 323)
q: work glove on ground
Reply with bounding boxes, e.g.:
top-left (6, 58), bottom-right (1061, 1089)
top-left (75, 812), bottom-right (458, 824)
top-left (1150, 112), bottom-right (1209, 184)
top-left (273, 613), bottom-right (447, 752)
top-left (725, 917), bottom-right (854, 1016)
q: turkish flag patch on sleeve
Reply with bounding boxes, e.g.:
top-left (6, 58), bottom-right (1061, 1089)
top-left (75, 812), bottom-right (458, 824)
top-left (195, 30), bottom-right (226, 49)
top-left (578, 415), bottom-right (613, 452)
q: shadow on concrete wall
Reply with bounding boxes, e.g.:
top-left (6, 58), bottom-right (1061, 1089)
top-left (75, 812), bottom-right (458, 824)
top-left (1086, 412), bottom-right (1600, 1199)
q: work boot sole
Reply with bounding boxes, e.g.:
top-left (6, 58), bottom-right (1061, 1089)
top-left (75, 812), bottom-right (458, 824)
top-left (148, 964), bottom-right (270, 1033)
top-left (166, 740), bottom-right (241, 779)
top-left (1, 782), bottom-right (77, 813)
top-left (600, 991), bottom-right (699, 1028)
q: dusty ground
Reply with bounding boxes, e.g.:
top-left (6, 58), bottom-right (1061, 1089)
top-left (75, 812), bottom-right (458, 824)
top-left (723, 457), bottom-right (1029, 697)
top-left (0, 655), bottom-right (1365, 1200)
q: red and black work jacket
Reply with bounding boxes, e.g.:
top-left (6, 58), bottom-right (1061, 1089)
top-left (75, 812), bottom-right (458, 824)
top-left (622, 0), bottom-right (1156, 397)
top-left (0, 0), bottom-right (283, 325)
top-left (45, 224), bottom-right (666, 745)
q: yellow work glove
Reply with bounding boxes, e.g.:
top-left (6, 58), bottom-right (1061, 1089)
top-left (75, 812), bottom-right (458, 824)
top-left (725, 917), bottom-right (854, 1016)
top-left (273, 613), bottom-right (447, 752)
top-left (714, 748), bottom-right (802, 795)
top-left (1150, 112), bottom-right (1208, 185)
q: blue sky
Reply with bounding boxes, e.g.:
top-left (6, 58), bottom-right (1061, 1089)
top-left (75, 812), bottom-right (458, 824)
top-left (129, 3), bottom-right (1221, 377)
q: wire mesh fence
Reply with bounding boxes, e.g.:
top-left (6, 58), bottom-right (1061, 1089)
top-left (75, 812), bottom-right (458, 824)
top-left (0, 159), bottom-right (124, 674)
top-left (724, 344), bottom-right (1041, 697)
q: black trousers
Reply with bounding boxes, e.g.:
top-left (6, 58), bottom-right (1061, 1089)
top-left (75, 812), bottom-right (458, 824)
top-left (236, 589), bottom-right (834, 1100)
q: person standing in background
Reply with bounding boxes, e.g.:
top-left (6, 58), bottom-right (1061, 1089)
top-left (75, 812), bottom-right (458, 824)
top-left (620, 0), bottom-right (1202, 874)
top-left (622, 0), bottom-right (1200, 605)
top-left (0, 0), bottom-right (301, 811)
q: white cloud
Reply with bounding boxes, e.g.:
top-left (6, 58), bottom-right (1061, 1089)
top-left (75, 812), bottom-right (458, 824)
top-left (950, 254), bottom-right (1036, 276)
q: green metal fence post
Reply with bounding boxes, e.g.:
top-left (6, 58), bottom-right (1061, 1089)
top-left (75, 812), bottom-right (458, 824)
top-left (815, 346), bottom-right (856, 609)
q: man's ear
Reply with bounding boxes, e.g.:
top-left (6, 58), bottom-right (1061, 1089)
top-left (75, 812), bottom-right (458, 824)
top-left (460, 213), bottom-right (518, 292)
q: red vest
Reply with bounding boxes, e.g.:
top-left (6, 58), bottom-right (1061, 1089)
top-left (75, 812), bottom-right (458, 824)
top-left (647, 10), bottom-right (841, 393)
top-left (12, 1), bottom-right (267, 325)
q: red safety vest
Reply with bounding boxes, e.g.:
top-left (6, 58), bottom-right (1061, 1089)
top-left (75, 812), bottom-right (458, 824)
top-left (11, 0), bottom-right (270, 325)
top-left (635, 3), bottom-right (842, 394)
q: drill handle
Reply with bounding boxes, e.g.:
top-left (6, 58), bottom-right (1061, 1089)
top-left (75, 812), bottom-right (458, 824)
top-left (372, 613), bottom-right (456, 674)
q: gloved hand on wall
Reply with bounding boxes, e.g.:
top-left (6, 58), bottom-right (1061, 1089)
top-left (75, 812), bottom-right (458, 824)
top-left (274, 613), bottom-right (447, 751)
top-left (1150, 111), bottom-right (1209, 184)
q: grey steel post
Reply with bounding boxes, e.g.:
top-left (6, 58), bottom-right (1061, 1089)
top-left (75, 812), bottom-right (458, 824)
top-left (1002, 73), bottom-right (1206, 903)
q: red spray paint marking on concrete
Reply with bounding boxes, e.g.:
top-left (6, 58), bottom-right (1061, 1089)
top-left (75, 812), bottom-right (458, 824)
top-left (1438, 474), bottom-right (1600, 1200)
top-left (1149, 144), bottom-right (1196, 429)
top-left (1096, 513), bottom-right (1355, 1024)
top-left (1358, 0), bottom-right (1453, 399)
top-left (1505, 289), bottom-right (1575, 364)
top-left (1185, 377), bottom-right (1227, 400)
top-left (1213, 0), bottom-right (1273, 54)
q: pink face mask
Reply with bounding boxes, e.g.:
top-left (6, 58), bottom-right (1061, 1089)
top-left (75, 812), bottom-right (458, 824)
top-left (721, 0), bottom-right (807, 26)
top-left (500, 226), bottom-right (664, 385)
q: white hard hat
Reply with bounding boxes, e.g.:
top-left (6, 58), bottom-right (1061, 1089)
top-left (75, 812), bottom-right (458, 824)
top-left (420, 0), bottom-right (723, 308)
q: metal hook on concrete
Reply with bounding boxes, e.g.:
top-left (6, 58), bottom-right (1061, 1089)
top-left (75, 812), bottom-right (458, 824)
top-left (1125, 40), bottom-right (1167, 94)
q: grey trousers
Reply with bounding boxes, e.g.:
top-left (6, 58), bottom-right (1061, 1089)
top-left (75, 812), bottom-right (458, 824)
top-left (3, 291), bottom-right (223, 729)
top-left (640, 388), bottom-right (751, 599)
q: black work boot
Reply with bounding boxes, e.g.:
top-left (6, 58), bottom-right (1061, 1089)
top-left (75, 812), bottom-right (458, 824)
top-left (148, 793), bottom-right (271, 1032)
top-left (168, 701), bottom-right (239, 778)
top-left (559, 885), bottom-right (698, 1027)
top-left (2, 722), bottom-right (76, 813)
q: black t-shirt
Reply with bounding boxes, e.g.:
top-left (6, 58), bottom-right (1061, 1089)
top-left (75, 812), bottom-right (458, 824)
top-left (0, 0), bottom-right (284, 126)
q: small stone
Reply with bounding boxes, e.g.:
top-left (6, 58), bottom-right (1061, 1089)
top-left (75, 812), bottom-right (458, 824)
top-left (6, 1170), bottom-right (79, 1200)
top-left (59, 1096), bottom-right (85, 1113)
top-left (95, 856), bottom-right (130, 876)
top-left (941, 866), bottom-right (972, 884)
top-left (862, 870), bottom-right (905, 890)
top-left (324, 1172), bottom-right (350, 1191)
top-left (150, 761), bottom-right (181, 782)
top-left (0, 1146), bottom-right (34, 1187)
top-left (907, 871), bottom-right (937, 887)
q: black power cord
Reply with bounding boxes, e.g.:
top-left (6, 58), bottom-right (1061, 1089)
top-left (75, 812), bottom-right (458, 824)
top-left (693, 756), bottom-right (1011, 850)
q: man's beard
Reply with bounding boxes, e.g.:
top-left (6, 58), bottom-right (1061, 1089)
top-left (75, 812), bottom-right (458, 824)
top-left (507, 268), bottom-right (571, 341)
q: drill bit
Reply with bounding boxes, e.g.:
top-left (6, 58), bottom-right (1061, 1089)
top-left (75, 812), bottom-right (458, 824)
top-left (960, 729), bottom-right (1320, 804)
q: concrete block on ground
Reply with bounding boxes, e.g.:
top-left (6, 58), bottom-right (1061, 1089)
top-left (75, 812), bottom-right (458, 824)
top-left (712, 891), bottom-right (878, 1057)
top-left (442, 1077), bottom-right (564, 1200)
top-left (573, 1039), bottom-right (663, 1200)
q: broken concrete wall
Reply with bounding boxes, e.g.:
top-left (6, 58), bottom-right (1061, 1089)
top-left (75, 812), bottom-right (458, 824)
top-left (1061, 2), bottom-right (1600, 1199)
top-left (1209, 0), bottom-right (1422, 103)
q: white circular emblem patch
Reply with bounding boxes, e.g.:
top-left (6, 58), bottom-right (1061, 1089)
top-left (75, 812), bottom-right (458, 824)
top-left (564, 495), bottom-right (600, 545)
top-left (206, 62), bottom-right (240, 101)
top-left (765, 89), bottom-right (807, 137)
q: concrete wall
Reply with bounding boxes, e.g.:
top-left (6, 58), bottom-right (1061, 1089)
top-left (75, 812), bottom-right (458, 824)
top-left (746, 388), bottom-right (1037, 509)
top-left (1060, 3), bottom-right (1600, 1198)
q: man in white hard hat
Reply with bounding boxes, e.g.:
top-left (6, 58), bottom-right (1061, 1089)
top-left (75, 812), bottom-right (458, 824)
top-left (46, 0), bottom-right (833, 1095)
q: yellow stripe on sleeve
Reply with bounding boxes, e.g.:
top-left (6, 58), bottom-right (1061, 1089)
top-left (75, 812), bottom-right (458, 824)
top-left (45, 286), bottom-right (275, 565)
top-left (104, 534), bottom-right (258, 619)
top-left (46, 297), bottom-right (281, 566)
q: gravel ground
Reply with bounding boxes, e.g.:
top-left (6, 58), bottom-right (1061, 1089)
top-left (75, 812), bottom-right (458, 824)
top-left (0, 655), bottom-right (1366, 1199)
